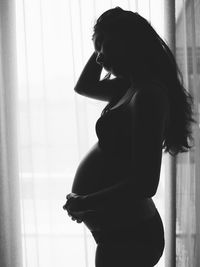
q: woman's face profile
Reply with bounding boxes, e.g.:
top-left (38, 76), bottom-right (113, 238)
top-left (93, 31), bottom-right (130, 77)
top-left (93, 32), bottom-right (114, 72)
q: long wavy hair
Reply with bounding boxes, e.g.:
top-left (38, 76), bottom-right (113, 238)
top-left (93, 7), bottom-right (195, 156)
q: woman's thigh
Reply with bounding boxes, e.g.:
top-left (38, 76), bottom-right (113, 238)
top-left (95, 242), bottom-right (161, 267)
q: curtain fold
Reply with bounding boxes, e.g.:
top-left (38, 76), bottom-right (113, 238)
top-left (0, 0), bottom-right (183, 266)
top-left (175, 0), bottom-right (200, 266)
top-left (163, 1), bottom-right (176, 266)
top-left (0, 1), bottom-right (23, 267)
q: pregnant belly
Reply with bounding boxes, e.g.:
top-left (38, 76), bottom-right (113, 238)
top-left (71, 142), bottom-right (131, 195)
top-left (71, 142), bottom-right (156, 231)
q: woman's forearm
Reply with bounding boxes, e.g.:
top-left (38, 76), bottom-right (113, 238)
top-left (82, 178), bottom-right (152, 212)
top-left (74, 52), bottom-right (102, 93)
top-left (83, 181), bottom-right (130, 211)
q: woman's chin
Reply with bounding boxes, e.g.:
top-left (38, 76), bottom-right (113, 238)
top-left (103, 65), bottom-right (111, 72)
top-left (103, 64), bottom-right (126, 78)
top-left (110, 68), bottom-right (124, 78)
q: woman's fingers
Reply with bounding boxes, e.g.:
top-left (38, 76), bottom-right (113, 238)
top-left (70, 214), bottom-right (83, 223)
top-left (68, 213), bottom-right (79, 222)
top-left (66, 193), bottom-right (72, 200)
top-left (66, 193), bottom-right (77, 200)
top-left (63, 194), bottom-right (97, 224)
top-left (63, 195), bottom-right (74, 210)
top-left (66, 210), bottom-right (84, 222)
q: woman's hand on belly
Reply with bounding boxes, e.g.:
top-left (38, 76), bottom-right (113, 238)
top-left (63, 192), bottom-right (95, 222)
top-left (63, 193), bottom-right (86, 212)
top-left (63, 192), bottom-right (105, 228)
top-left (67, 210), bottom-right (96, 224)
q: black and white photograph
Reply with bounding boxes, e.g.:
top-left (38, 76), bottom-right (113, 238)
top-left (0, 0), bottom-right (199, 266)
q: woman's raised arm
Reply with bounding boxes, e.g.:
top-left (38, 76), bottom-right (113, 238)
top-left (74, 52), bottom-right (102, 94)
top-left (74, 52), bottom-right (130, 102)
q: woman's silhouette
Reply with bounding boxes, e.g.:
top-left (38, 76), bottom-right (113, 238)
top-left (63, 7), bottom-right (194, 266)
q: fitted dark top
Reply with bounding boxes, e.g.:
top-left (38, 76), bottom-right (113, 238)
top-left (95, 81), bottom-right (169, 159)
top-left (95, 90), bottom-right (136, 159)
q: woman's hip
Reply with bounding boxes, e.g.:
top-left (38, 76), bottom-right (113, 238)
top-left (91, 208), bottom-right (165, 252)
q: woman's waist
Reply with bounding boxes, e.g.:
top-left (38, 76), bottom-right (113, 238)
top-left (102, 198), bottom-right (157, 223)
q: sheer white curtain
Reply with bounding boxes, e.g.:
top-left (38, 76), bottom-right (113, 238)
top-left (1, 0), bottom-right (167, 267)
top-left (175, 0), bottom-right (200, 266)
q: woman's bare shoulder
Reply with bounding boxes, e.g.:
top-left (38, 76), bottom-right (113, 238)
top-left (127, 80), bottom-right (170, 131)
top-left (129, 80), bottom-right (169, 110)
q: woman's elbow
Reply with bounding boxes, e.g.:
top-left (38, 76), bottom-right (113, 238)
top-left (74, 84), bottom-right (82, 93)
top-left (146, 181), bottom-right (159, 198)
top-left (146, 188), bottom-right (157, 198)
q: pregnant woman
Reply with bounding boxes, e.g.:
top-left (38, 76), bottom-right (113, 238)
top-left (63, 7), bottom-right (194, 267)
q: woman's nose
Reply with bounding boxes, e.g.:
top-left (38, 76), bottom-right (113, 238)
top-left (96, 53), bottom-right (104, 65)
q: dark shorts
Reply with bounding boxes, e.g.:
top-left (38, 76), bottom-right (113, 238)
top-left (91, 209), bottom-right (165, 253)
